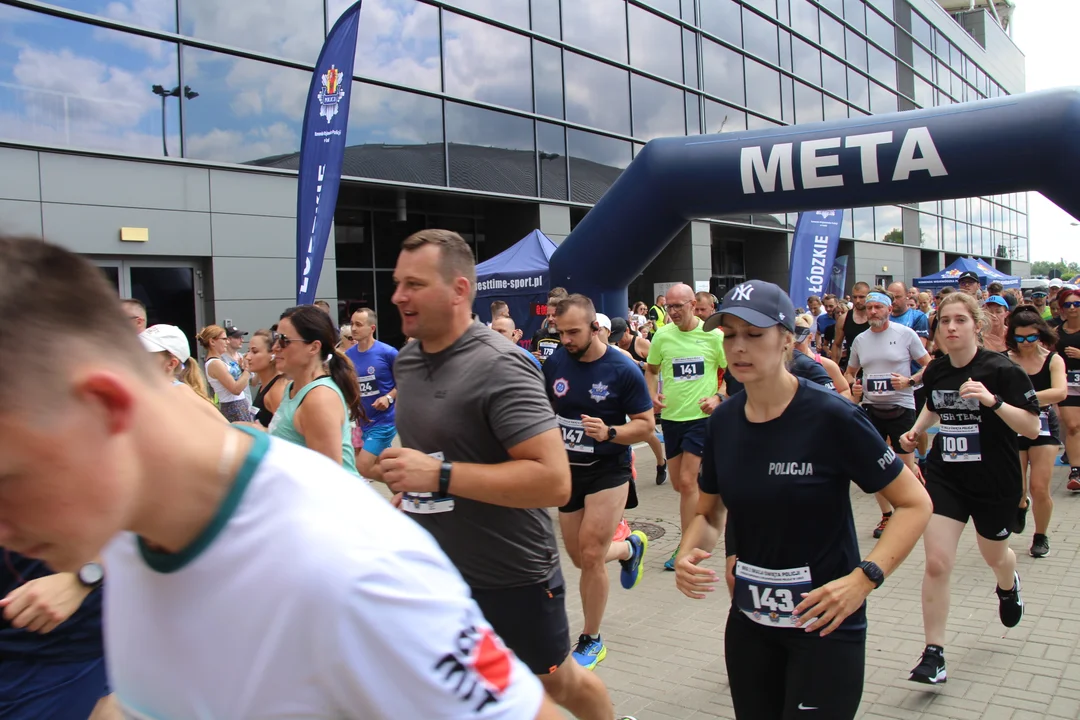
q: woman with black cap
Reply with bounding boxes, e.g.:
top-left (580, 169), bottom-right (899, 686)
top-left (676, 279), bottom-right (931, 719)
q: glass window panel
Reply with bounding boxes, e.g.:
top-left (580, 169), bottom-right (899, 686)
top-left (847, 68), bottom-right (869, 110)
top-left (565, 52), bottom-right (630, 135)
top-left (913, 44), bottom-right (933, 81)
top-left (876, 205), bottom-right (903, 243)
top-left (853, 207), bottom-right (874, 241)
top-left (779, 29), bottom-right (792, 71)
top-left (538, 121), bottom-right (567, 200)
top-left (686, 92), bottom-right (702, 134)
top-left (702, 40), bottom-right (746, 105)
top-left (795, 82), bottom-right (823, 123)
top-left (745, 59), bottom-right (782, 121)
top-left (844, 0), bottom-right (865, 32)
top-left (632, 75), bottom-right (685, 141)
top-left (846, 30), bottom-right (867, 71)
top-left (743, 9), bottom-right (779, 64)
top-left (684, 29), bottom-right (700, 89)
top-left (183, 49), bottom-right (306, 164)
top-left (335, 216), bottom-right (373, 269)
top-left (777, 0), bottom-right (790, 25)
top-left (533, 41), bottom-right (564, 119)
top-left (781, 75), bottom-right (795, 123)
top-left (868, 0), bottom-right (892, 20)
top-left (868, 45), bottom-right (896, 89)
top-left (531, 0), bottom-right (561, 38)
top-left (344, 83), bottom-right (445, 186)
top-left (345, 0), bottom-right (441, 93)
top-left (446, 102), bottom-right (535, 196)
top-left (820, 13), bottom-right (845, 54)
top-left (567, 129), bottom-right (632, 203)
top-left (936, 59), bottom-right (948, 87)
top-left (563, 0), bottom-right (628, 63)
top-left (440, 0), bottom-right (529, 29)
top-left (746, 114), bottom-right (781, 130)
top-left (641, 0), bottom-right (680, 16)
top-left (681, 0), bottom-right (697, 24)
top-left (919, 212), bottom-right (939, 248)
top-left (822, 54), bottom-right (847, 98)
top-left (629, 5), bottom-right (684, 82)
top-left (956, 221), bottom-right (970, 253)
top-left (182, 0), bottom-right (323, 62)
top-left (706, 101), bottom-right (746, 133)
top-left (0, 6), bottom-right (180, 157)
top-left (955, 198), bottom-right (968, 223)
top-left (790, 0), bottom-right (819, 43)
top-left (866, 8), bottom-right (895, 53)
top-left (819, 0), bottom-right (844, 16)
top-left (443, 12), bottom-right (532, 111)
top-left (823, 95), bottom-right (848, 120)
top-left (941, 218), bottom-right (956, 252)
top-left (700, 0), bottom-right (742, 46)
top-left (933, 28), bottom-right (946, 56)
top-left (793, 37), bottom-right (821, 85)
top-left (337, 269), bottom-right (376, 309)
top-left (911, 12), bottom-right (932, 49)
top-left (744, 0), bottom-right (777, 15)
top-left (48, 0), bottom-right (177, 30)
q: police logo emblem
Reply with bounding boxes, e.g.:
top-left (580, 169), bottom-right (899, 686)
top-left (589, 382), bottom-right (610, 403)
top-left (318, 65), bottom-right (346, 123)
top-left (367, 366), bottom-right (376, 375)
top-left (553, 378), bottom-right (569, 398)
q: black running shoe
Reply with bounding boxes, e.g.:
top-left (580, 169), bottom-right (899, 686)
top-left (1030, 534), bottom-right (1050, 558)
top-left (909, 645), bottom-right (947, 684)
top-left (1014, 499), bottom-right (1029, 534)
top-left (873, 513), bottom-right (891, 539)
top-left (1068, 467), bottom-right (1080, 492)
top-left (997, 571), bottom-right (1024, 628)
top-left (655, 464), bottom-right (668, 485)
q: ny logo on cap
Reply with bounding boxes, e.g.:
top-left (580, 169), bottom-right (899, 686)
top-left (732, 283), bottom-right (754, 302)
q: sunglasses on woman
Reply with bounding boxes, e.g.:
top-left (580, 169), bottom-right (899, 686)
top-left (1062, 301), bottom-right (1080, 309)
top-left (273, 332), bottom-right (304, 347)
top-left (1013, 334), bottom-right (1040, 344)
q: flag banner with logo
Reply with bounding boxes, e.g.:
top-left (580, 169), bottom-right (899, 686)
top-left (788, 210), bottom-right (844, 310)
top-left (296, 0), bottom-right (362, 305)
top-left (825, 254), bottom-right (849, 298)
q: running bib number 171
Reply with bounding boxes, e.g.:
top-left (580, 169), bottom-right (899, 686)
top-left (733, 562), bottom-right (812, 628)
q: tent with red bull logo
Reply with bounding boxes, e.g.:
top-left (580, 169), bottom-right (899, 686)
top-left (473, 230), bottom-right (557, 344)
top-left (913, 257), bottom-right (1021, 291)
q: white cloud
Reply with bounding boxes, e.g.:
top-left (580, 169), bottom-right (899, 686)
top-left (185, 122), bottom-right (298, 163)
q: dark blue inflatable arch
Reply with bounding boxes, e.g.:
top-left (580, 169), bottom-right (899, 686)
top-left (549, 88), bottom-right (1080, 315)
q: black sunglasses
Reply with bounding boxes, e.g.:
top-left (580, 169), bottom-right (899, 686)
top-left (273, 332), bottom-right (308, 348)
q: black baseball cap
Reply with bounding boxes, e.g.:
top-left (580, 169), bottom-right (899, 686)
top-left (704, 280), bottom-right (796, 333)
top-left (225, 326), bottom-right (248, 338)
top-left (957, 271), bottom-right (980, 284)
top-left (608, 316), bottom-right (629, 344)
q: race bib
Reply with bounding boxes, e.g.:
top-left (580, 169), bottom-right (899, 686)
top-left (1022, 410), bottom-right (1051, 437)
top-left (939, 424), bottom-right (981, 462)
top-left (1068, 370), bottom-right (1080, 394)
top-left (557, 415), bottom-right (595, 454)
top-left (672, 356), bottom-right (705, 382)
top-left (357, 374), bottom-right (380, 398)
top-left (537, 339), bottom-right (560, 362)
top-left (733, 561), bottom-right (812, 628)
top-left (865, 373), bottom-right (893, 394)
top-left (402, 452), bottom-right (455, 514)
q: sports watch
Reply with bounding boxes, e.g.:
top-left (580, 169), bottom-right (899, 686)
top-left (606, 426), bottom-right (618, 442)
top-left (77, 562), bottom-right (105, 589)
top-left (989, 394), bottom-right (1004, 411)
top-left (858, 560), bottom-right (884, 590)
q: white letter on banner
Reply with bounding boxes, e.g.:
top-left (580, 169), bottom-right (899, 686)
top-left (807, 234), bottom-right (828, 294)
top-left (892, 127), bottom-right (948, 181)
top-left (801, 138), bottom-right (844, 189)
top-left (740, 143), bottom-right (794, 194)
top-left (844, 131), bottom-right (893, 184)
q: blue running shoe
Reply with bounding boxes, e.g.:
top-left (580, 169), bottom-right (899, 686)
top-left (620, 530), bottom-right (648, 589)
top-left (664, 546), bottom-right (678, 571)
top-left (572, 634), bottom-right (607, 670)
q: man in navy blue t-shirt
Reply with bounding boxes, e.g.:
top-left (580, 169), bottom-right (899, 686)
top-left (543, 295), bottom-right (654, 671)
top-left (346, 308), bottom-right (399, 479)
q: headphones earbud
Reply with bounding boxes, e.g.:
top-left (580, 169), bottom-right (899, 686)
top-left (591, 321), bottom-right (600, 332)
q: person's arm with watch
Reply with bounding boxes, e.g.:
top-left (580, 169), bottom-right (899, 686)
top-left (959, 376), bottom-right (1040, 439)
top-left (896, 353), bottom-right (932, 390)
top-left (580, 409), bottom-right (654, 447)
top-left (0, 559), bottom-right (104, 634)
top-left (372, 388), bottom-right (397, 412)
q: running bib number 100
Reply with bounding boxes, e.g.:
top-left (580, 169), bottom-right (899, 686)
top-left (733, 562), bottom-right (812, 628)
top-left (939, 424), bottom-right (981, 462)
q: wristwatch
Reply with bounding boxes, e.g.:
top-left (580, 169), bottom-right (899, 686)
top-left (77, 562), bottom-right (104, 589)
top-left (858, 560), bottom-right (884, 589)
top-left (437, 462), bottom-right (453, 498)
top-left (386, 395), bottom-right (395, 405)
top-left (989, 394), bottom-right (1004, 411)
top-left (606, 426), bottom-right (618, 442)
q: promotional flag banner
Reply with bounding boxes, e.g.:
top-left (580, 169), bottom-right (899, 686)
top-left (825, 254), bottom-right (849, 298)
top-left (788, 210), bottom-right (844, 309)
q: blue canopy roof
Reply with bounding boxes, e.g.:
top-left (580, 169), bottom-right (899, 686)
top-left (475, 230), bottom-right (557, 297)
top-left (914, 257), bottom-right (1020, 290)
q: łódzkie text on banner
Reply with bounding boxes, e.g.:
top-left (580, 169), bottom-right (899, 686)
top-left (296, 1), bottom-right (363, 305)
top-left (788, 210), bottom-right (844, 310)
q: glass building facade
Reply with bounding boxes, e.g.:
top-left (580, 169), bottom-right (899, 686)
top-left (0, 0), bottom-right (1028, 342)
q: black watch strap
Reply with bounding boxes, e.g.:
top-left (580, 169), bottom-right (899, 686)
top-left (990, 394), bottom-right (1004, 411)
top-left (858, 560), bottom-right (885, 589)
top-left (438, 462), bottom-right (453, 498)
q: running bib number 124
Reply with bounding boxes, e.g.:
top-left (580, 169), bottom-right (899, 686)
top-left (733, 562), bottom-right (812, 628)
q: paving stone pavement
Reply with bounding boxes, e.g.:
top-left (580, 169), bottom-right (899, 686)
top-left (550, 448), bottom-right (1080, 720)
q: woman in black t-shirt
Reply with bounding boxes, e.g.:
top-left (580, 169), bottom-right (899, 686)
top-left (1053, 287), bottom-right (1080, 490)
top-left (900, 292), bottom-right (1040, 686)
top-left (678, 280), bottom-right (930, 720)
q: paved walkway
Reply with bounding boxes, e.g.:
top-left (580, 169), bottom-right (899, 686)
top-left (554, 450), bottom-right (1080, 719)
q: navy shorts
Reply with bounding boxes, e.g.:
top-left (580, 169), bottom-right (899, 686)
top-left (0, 656), bottom-right (109, 720)
top-left (661, 418), bottom-right (708, 458)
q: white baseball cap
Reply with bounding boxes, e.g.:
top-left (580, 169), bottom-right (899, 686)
top-left (140, 324), bottom-right (191, 364)
top-left (596, 313), bottom-right (612, 331)
top-left (1049, 278), bottom-right (1064, 288)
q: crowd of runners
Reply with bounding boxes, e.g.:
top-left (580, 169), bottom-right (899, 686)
top-left (0, 229), bottom-right (1075, 719)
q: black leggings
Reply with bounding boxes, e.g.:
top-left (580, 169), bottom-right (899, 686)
top-left (725, 610), bottom-right (865, 719)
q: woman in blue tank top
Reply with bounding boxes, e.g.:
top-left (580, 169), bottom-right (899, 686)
top-left (268, 305), bottom-right (365, 475)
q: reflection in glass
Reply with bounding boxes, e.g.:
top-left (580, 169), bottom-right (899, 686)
top-left (853, 207), bottom-right (874, 241)
top-left (182, 0), bottom-right (323, 63)
top-left (913, 45), bottom-right (933, 81)
top-left (337, 269), bottom-right (376, 312)
top-left (919, 212), bottom-right (939, 248)
top-left (745, 59), bottom-right (781, 121)
top-left (795, 82), bottom-right (823, 123)
top-left (706, 101), bottom-right (745, 133)
top-left (869, 47), bottom-right (896, 89)
top-left (779, 30), bottom-right (792, 71)
top-left (565, 52), bottom-right (630, 135)
top-left (641, 0), bottom-right (680, 15)
top-left (629, 5), bottom-right (683, 82)
top-left (866, 8), bottom-right (895, 53)
top-left (446, 102), bottom-right (535, 196)
top-left (686, 92), bottom-right (701, 134)
top-left (744, 0), bottom-right (776, 14)
top-left (563, 0), bottom-right (628, 63)
top-left (823, 95), bottom-right (848, 120)
top-left (700, 0), bottom-right (741, 46)
top-left (444, 12), bottom-right (531, 112)
top-left (746, 115), bottom-right (780, 131)
top-left (538, 121), bottom-right (568, 200)
top-left (534, 41), bottom-right (563, 119)
top-left (843, 0), bottom-right (865, 32)
top-left (183, 48), bottom-right (306, 164)
top-left (0, 6), bottom-right (181, 157)
top-left (819, 13), bottom-right (845, 55)
top-left (790, 0), bottom-right (819, 42)
top-left (440, 0), bottom-right (529, 29)
top-left (876, 206), bottom-right (903, 243)
top-left (632, 75), bottom-right (684, 141)
top-left (847, 68), bottom-right (869, 110)
top-left (818, 0), bottom-right (844, 17)
top-left (822, 54), bottom-right (847, 98)
top-left (684, 29), bottom-right (699, 89)
top-left (49, 0), bottom-right (177, 30)
top-left (335, 218), bottom-right (373, 269)
top-left (567, 129), bottom-right (632, 204)
top-left (911, 11), bottom-right (931, 48)
top-left (531, 0), bottom-right (561, 38)
top-left (343, 83), bottom-right (445, 186)
top-left (702, 41), bottom-right (745, 106)
top-left (743, 9), bottom-right (779, 64)
top-left (956, 221), bottom-right (970, 254)
top-left (793, 38), bottom-right (821, 85)
top-left (941, 219), bottom-right (956, 253)
top-left (343, 0), bottom-right (441, 93)
top-left (846, 30), bottom-right (867, 71)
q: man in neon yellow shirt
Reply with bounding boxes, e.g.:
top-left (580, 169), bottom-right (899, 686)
top-left (645, 283), bottom-right (726, 571)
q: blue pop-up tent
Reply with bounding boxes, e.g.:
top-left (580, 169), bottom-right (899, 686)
top-left (474, 230), bottom-right (557, 343)
top-left (913, 257), bottom-right (1020, 290)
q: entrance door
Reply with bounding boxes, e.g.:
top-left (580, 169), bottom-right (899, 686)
top-left (875, 275), bottom-right (893, 289)
top-left (93, 258), bottom-right (204, 349)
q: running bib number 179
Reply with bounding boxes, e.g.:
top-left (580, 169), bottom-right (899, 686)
top-left (733, 562), bottom-right (812, 628)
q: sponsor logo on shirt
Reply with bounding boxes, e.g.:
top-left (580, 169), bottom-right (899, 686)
top-left (434, 624), bottom-right (513, 712)
top-left (589, 382), bottom-right (610, 403)
top-left (1025, 389), bottom-right (1037, 400)
top-left (768, 462), bottom-right (814, 476)
top-left (367, 365), bottom-right (376, 375)
top-left (553, 378), bottom-right (569, 398)
top-left (877, 445), bottom-right (897, 470)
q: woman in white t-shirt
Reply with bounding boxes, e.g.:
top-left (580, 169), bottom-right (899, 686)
top-left (198, 324), bottom-right (253, 423)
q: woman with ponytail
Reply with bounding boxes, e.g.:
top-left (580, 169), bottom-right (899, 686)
top-left (141, 324), bottom-right (225, 423)
top-left (268, 305), bottom-right (365, 474)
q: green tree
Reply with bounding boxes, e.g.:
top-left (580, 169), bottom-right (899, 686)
top-left (1030, 260), bottom-right (1080, 278)
top-left (882, 228), bottom-right (904, 244)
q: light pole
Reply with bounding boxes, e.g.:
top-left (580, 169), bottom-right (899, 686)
top-left (151, 84), bottom-right (198, 157)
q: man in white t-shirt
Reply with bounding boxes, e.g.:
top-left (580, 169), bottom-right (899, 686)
top-left (0, 236), bottom-right (560, 720)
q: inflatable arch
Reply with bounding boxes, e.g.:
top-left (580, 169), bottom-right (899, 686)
top-left (548, 88), bottom-right (1080, 314)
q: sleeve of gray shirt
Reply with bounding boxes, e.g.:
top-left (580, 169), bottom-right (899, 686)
top-left (486, 348), bottom-right (559, 450)
top-left (907, 326), bottom-right (930, 361)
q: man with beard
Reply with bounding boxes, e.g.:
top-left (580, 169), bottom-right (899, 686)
top-left (832, 282), bottom-right (872, 371)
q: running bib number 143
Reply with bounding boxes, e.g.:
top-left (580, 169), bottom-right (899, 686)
top-left (733, 562), bottom-right (812, 628)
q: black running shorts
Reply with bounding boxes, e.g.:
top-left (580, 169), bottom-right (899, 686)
top-left (926, 479), bottom-right (1018, 541)
top-left (724, 610), bottom-right (865, 720)
top-left (470, 567), bottom-right (571, 676)
top-left (561, 453), bottom-right (633, 513)
top-left (661, 417), bottom-right (707, 458)
top-left (864, 406), bottom-right (916, 450)
top-left (1017, 408), bottom-right (1060, 451)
